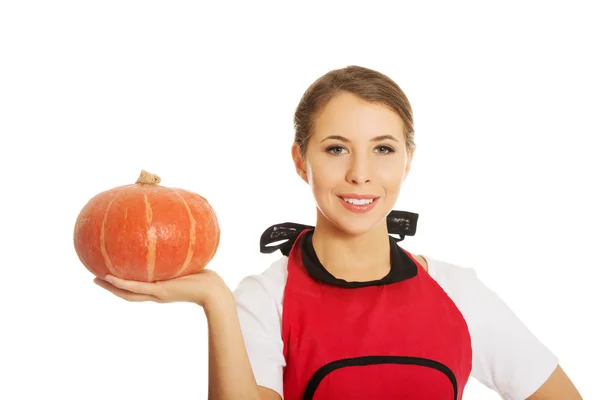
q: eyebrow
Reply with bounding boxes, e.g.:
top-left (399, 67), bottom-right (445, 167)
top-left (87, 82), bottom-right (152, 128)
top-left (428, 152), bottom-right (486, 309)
top-left (320, 134), bottom-right (400, 143)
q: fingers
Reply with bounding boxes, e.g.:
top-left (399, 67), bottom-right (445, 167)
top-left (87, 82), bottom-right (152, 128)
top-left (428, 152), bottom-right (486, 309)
top-left (94, 278), bottom-right (165, 303)
top-left (103, 275), bottom-right (165, 298)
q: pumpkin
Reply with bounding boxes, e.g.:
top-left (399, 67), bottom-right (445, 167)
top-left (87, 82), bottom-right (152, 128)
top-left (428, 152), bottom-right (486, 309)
top-left (74, 170), bottom-right (220, 282)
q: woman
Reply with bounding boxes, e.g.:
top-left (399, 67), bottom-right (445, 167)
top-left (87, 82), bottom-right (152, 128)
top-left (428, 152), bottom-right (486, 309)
top-left (95, 65), bottom-right (582, 399)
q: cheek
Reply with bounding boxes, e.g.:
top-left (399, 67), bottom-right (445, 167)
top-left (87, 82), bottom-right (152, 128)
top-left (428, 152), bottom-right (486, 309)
top-left (308, 156), bottom-right (344, 191)
top-left (384, 169), bottom-right (405, 184)
top-left (376, 158), bottom-right (406, 189)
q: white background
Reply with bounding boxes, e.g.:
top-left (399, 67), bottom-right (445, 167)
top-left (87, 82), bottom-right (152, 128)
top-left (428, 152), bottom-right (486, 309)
top-left (1, 1), bottom-right (598, 399)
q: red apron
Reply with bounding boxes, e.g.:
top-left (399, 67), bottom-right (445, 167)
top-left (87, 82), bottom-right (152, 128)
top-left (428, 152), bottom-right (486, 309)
top-left (279, 229), bottom-right (472, 400)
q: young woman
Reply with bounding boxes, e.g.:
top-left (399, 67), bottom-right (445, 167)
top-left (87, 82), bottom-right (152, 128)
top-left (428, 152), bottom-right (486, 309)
top-left (95, 66), bottom-right (582, 399)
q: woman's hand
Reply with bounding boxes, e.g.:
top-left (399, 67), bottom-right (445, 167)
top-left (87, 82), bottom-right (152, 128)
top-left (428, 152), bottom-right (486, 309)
top-left (93, 268), bottom-right (230, 308)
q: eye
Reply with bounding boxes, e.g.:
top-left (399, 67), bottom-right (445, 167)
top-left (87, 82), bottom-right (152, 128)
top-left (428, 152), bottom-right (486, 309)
top-left (375, 145), bottom-right (395, 154)
top-left (326, 145), bottom-right (348, 155)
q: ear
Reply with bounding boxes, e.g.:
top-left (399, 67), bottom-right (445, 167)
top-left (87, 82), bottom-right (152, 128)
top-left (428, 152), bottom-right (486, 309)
top-left (403, 148), bottom-right (415, 181)
top-left (291, 143), bottom-right (308, 183)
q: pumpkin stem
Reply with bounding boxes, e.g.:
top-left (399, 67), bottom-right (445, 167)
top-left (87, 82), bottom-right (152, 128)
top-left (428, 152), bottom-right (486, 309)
top-left (136, 170), bottom-right (161, 185)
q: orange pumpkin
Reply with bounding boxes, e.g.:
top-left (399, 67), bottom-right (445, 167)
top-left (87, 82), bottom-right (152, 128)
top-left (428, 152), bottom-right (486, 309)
top-left (74, 170), bottom-right (220, 282)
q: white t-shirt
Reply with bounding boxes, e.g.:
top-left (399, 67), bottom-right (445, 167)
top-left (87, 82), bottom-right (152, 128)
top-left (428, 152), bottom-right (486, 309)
top-left (233, 254), bottom-right (558, 400)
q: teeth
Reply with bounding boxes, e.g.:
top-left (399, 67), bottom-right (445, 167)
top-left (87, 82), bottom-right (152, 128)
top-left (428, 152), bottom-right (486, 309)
top-left (343, 198), bottom-right (374, 205)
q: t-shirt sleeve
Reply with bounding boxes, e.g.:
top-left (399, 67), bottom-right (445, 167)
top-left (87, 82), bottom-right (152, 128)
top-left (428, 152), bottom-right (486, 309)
top-left (233, 275), bottom-right (285, 398)
top-left (430, 259), bottom-right (559, 400)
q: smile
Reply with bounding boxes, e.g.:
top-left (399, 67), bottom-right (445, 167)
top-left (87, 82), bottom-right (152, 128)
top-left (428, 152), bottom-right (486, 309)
top-left (342, 197), bottom-right (375, 205)
top-left (337, 195), bottom-right (380, 213)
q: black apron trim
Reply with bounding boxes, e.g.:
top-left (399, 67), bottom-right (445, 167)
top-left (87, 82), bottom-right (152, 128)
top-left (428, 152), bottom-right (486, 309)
top-left (303, 355), bottom-right (457, 400)
top-left (300, 230), bottom-right (418, 287)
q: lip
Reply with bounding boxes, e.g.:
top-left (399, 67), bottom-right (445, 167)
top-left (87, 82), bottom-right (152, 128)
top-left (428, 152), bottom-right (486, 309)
top-left (337, 193), bottom-right (380, 200)
top-left (337, 195), bottom-right (380, 213)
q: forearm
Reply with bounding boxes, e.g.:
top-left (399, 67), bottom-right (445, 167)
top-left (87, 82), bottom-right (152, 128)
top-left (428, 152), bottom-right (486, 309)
top-left (203, 287), bottom-right (261, 400)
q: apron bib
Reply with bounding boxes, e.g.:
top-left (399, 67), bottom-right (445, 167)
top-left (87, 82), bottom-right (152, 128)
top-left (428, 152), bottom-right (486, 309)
top-left (260, 211), bottom-right (472, 399)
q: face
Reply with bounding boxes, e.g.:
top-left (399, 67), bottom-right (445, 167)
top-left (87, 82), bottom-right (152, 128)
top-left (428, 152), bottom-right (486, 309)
top-left (292, 91), bottom-right (414, 237)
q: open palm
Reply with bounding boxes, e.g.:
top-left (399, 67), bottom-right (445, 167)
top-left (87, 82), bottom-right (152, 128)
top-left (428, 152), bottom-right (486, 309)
top-left (93, 268), bottom-right (227, 307)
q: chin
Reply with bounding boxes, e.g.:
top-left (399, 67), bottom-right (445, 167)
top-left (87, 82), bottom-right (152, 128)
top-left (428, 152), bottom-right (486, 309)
top-left (336, 222), bottom-right (377, 237)
top-left (322, 206), bottom-right (389, 238)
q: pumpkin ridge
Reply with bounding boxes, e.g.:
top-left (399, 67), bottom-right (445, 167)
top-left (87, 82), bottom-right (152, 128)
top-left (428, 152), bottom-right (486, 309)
top-left (173, 189), bottom-right (196, 277)
top-left (100, 190), bottom-right (121, 276)
top-left (206, 203), bottom-right (220, 264)
top-left (144, 193), bottom-right (157, 281)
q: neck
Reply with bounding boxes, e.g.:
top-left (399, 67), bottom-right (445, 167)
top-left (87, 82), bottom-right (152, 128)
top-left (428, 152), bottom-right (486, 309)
top-left (311, 212), bottom-right (391, 281)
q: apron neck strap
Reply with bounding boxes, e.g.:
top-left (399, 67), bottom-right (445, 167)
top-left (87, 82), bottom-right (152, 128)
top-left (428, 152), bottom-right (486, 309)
top-left (259, 210), bottom-right (419, 256)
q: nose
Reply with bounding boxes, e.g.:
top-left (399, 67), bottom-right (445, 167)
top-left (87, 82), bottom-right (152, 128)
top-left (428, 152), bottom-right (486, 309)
top-left (346, 152), bottom-right (371, 185)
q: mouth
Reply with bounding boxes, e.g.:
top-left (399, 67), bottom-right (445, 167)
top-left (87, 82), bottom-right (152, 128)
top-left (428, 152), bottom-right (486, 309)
top-left (337, 195), bottom-right (380, 213)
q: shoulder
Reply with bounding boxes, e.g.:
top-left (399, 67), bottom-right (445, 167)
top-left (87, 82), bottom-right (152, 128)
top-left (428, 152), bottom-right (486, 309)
top-left (418, 254), bottom-right (479, 300)
top-left (420, 254), bottom-right (559, 399)
top-left (232, 255), bottom-right (287, 319)
top-left (412, 254), bottom-right (429, 272)
top-left (416, 253), bottom-right (487, 324)
top-left (413, 252), bottom-right (476, 290)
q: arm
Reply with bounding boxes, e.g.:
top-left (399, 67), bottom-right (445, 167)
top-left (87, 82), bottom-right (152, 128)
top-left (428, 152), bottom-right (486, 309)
top-left (526, 365), bottom-right (582, 399)
top-left (204, 287), bottom-right (282, 400)
top-left (96, 271), bottom-right (281, 400)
